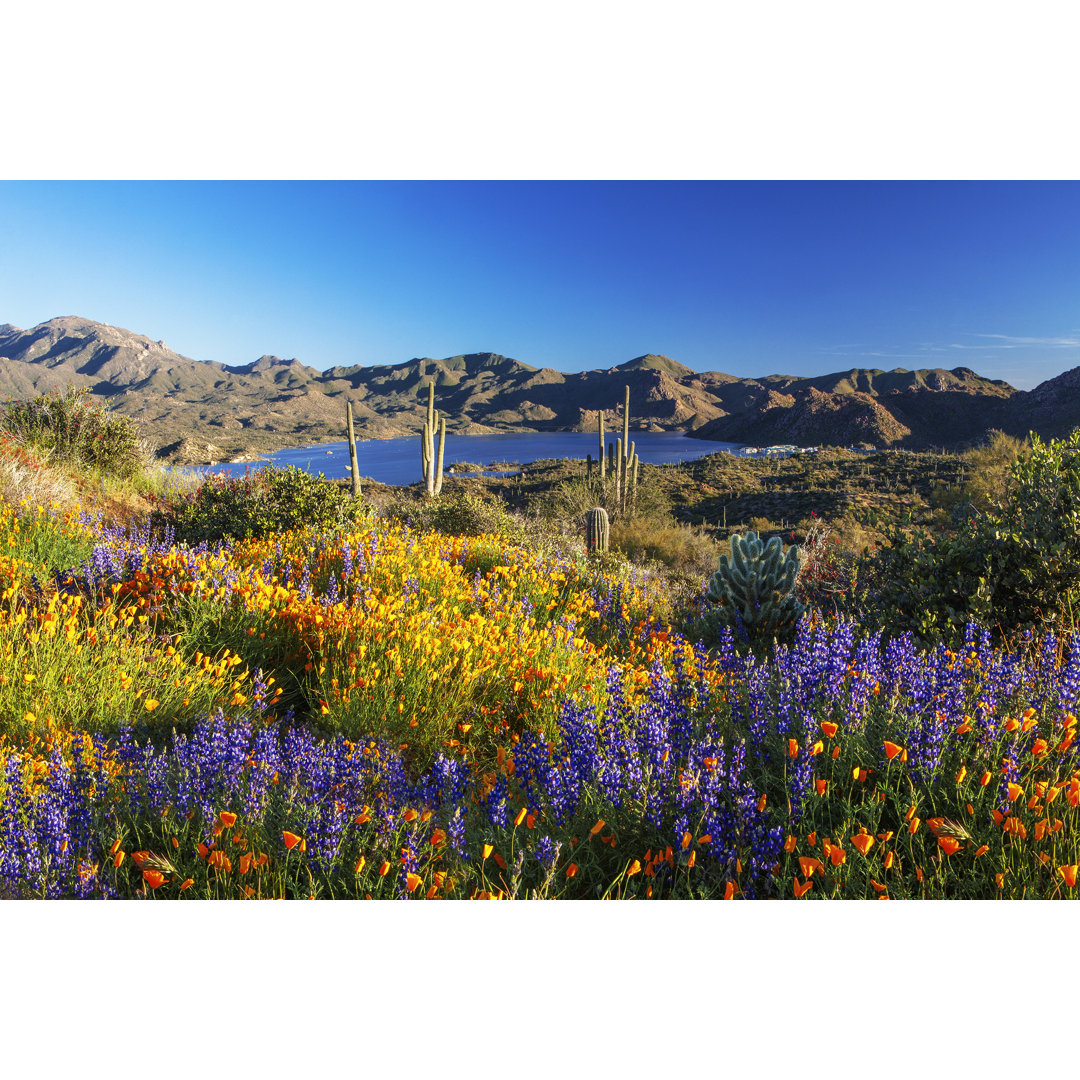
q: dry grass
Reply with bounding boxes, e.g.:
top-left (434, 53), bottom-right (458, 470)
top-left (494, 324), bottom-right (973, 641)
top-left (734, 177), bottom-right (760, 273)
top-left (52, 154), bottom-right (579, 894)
top-left (0, 447), bottom-right (79, 513)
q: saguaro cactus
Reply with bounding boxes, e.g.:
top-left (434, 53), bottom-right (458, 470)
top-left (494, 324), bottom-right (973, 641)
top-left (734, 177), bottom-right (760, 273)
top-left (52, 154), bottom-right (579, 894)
top-left (615, 385), bottom-right (638, 512)
top-left (421, 381), bottom-right (446, 497)
top-left (346, 400), bottom-right (362, 499)
top-left (585, 507), bottom-right (610, 553)
top-left (594, 387), bottom-right (638, 511)
top-left (706, 530), bottom-right (805, 644)
top-left (598, 411), bottom-right (606, 480)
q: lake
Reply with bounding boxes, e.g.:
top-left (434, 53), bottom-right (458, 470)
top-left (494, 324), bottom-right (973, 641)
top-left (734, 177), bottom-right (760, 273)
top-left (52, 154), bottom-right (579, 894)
top-left (197, 431), bottom-right (748, 486)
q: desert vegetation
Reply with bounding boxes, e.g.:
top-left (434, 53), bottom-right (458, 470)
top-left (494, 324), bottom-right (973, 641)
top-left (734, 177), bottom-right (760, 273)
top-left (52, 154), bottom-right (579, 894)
top-left (2, 389), bottom-right (1079, 899)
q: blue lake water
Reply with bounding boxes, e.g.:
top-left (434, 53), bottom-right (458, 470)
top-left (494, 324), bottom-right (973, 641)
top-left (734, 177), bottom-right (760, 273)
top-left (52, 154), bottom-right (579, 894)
top-left (197, 431), bottom-right (748, 486)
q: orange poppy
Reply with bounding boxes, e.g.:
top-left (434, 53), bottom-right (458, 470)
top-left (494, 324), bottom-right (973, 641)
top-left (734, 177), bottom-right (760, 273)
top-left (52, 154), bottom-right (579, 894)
top-left (109, 838), bottom-right (121, 855)
top-left (831, 746), bottom-right (840, 760)
top-left (955, 766), bottom-right (967, 784)
top-left (851, 833), bottom-right (875, 856)
top-left (282, 831), bottom-right (302, 850)
top-left (757, 793), bottom-right (767, 812)
top-left (980, 770), bottom-right (992, 787)
top-left (788, 739), bottom-right (799, 758)
top-left (974, 845), bottom-right (989, 858)
top-left (687, 850), bottom-right (696, 869)
top-left (995, 873), bottom-right (1004, 888)
top-left (378, 860), bottom-right (391, 877)
top-left (1032, 738), bottom-right (1049, 756)
top-left (565, 863), bottom-right (579, 879)
top-left (937, 836), bottom-right (961, 856)
top-left (142, 870), bottom-right (166, 889)
top-left (207, 851), bottom-right (231, 872)
top-left (627, 860), bottom-right (642, 878)
top-left (784, 835), bottom-right (797, 853)
top-left (815, 779), bottom-right (828, 796)
top-left (354, 856), bottom-right (366, 874)
top-left (130, 851), bottom-right (150, 868)
top-left (526, 814), bottom-right (536, 829)
top-left (113, 850), bottom-right (125, 868)
top-left (179, 878), bottom-right (194, 892)
top-left (810, 741), bottom-right (824, 756)
top-left (698, 834), bottom-right (712, 845)
top-left (829, 845), bottom-right (846, 867)
top-left (799, 856), bottom-right (824, 879)
top-left (403, 809), bottom-right (418, 823)
top-left (1007, 783), bottom-right (1023, 802)
top-left (681, 831), bottom-right (693, 850)
top-left (355, 811), bottom-right (371, 825)
top-left (807, 831), bottom-right (817, 845)
top-left (1059, 865), bottom-right (1078, 888)
top-left (513, 807), bottom-right (527, 827)
top-left (481, 843), bottom-right (493, 860)
top-left (238, 853), bottom-right (252, 875)
top-left (883, 851), bottom-right (895, 870)
top-left (869, 879), bottom-right (887, 893)
top-left (196, 842), bottom-right (209, 859)
top-left (430, 829), bottom-right (447, 846)
top-left (723, 881), bottom-right (736, 900)
top-left (493, 853), bottom-right (507, 870)
top-left (219, 811), bottom-right (237, 828)
top-left (406, 873), bottom-right (422, 893)
top-left (792, 878), bottom-right (813, 898)
top-left (820, 721), bottom-right (838, 738)
top-left (883, 741), bottom-right (903, 760)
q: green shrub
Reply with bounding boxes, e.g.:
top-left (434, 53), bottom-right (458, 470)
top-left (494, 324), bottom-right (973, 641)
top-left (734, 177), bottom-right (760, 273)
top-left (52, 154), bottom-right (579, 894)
top-left (1, 387), bottom-right (150, 480)
top-left (869, 427), bottom-right (1080, 641)
top-left (155, 465), bottom-right (369, 545)
top-left (610, 514), bottom-right (718, 585)
top-left (386, 485), bottom-right (527, 542)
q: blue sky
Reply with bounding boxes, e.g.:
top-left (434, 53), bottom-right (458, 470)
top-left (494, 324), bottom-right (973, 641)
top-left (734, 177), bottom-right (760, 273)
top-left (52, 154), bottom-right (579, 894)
top-left (1, 180), bottom-right (1078, 390)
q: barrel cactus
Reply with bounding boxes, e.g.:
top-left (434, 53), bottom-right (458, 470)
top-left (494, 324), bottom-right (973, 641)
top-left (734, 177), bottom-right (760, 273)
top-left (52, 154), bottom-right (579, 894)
top-left (585, 507), bottom-right (610, 553)
top-left (705, 530), bottom-right (804, 645)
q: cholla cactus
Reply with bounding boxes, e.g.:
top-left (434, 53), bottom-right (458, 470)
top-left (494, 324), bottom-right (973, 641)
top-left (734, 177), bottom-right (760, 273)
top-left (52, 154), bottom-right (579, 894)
top-left (585, 507), bottom-right (610, 553)
top-left (706, 530), bottom-right (804, 644)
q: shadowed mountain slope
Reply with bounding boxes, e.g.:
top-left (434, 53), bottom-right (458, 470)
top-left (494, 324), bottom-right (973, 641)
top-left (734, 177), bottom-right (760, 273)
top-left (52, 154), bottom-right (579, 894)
top-left (1, 317), bottom-right (1074, 463)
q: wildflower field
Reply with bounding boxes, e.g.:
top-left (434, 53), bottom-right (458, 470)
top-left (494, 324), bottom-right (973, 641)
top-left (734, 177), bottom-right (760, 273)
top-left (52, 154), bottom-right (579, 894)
top-left (3, 464), bottom-right (1080, 901)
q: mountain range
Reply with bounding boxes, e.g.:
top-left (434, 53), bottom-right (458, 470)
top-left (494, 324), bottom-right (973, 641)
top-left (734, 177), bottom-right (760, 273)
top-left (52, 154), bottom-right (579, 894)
top-left (1, 316), bottom-right (1078, 464)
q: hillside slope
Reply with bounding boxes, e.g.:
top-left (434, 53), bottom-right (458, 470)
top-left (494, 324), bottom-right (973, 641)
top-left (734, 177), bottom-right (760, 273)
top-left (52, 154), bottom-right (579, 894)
top-left (2, 317), bottom-right (1074, 462)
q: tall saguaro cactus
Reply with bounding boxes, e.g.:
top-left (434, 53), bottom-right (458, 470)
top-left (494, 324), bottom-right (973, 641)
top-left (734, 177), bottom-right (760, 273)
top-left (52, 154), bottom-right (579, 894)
top-left (421, 380), bottom-right (446, 498)
top-left (616, 385), bottom-right (637, 513)
top-left (598, 411), bottom-right (606, 480)
top-left (594, 385), bottom-right (638, 512)
top-left (346, 401), bottom-right (362, 499)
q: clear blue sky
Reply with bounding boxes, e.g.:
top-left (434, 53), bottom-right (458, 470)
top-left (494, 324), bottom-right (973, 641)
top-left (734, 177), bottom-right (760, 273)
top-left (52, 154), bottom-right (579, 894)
top-left (1, 180), bottom-right (1078, 390)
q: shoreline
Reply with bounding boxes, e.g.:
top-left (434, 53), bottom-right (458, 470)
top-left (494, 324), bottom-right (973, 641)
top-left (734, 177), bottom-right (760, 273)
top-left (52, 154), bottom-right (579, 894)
top-left (164, 427), bottom-right (745, 469)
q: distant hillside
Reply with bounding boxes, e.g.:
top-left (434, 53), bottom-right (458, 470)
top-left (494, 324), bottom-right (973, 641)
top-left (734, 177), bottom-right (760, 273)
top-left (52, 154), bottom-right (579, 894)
top-left (1, 317), bottom-right (1076, 464)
